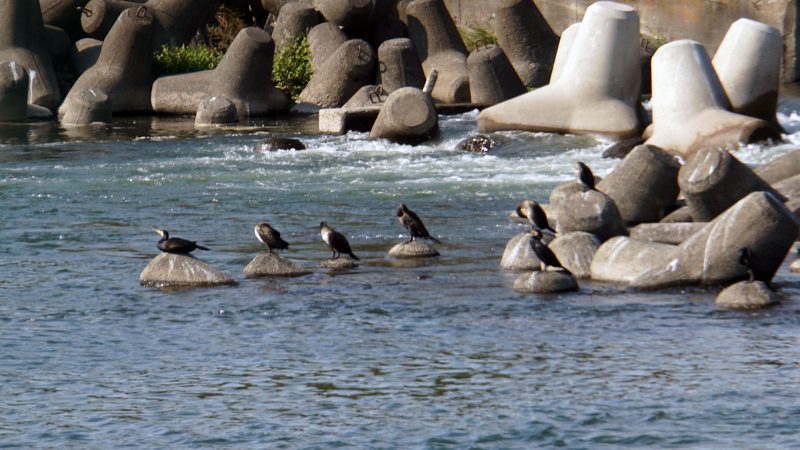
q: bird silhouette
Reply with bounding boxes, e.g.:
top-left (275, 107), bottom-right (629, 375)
top-left (320, 221), bottom-right (359, 260)
top-left (397, 203), bottom-right (441, 244)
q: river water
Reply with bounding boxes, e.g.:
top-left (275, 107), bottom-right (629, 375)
top-left (4, 95), bottom-right (800, 448)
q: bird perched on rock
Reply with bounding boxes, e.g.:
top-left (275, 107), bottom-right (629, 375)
top-left (739, 248), bottom-right (769, 284)
top-left (529, 229), bottom-right (569, 274)
top-left (254, 222), bottom-right (294, 253)
top-left (153, 228), bottom-right (209, 254)
top-left (516, 200), bottom-right (555, 233)
top-left (320, 221), bottom-right (359, 260)
top-left (397, 203), bottom-right (441, 243)
top-left (574, 161), bottom-right (596, 190)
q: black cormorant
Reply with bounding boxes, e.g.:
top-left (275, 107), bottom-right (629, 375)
top-left (529, 229), bottom-right (569, 274)
top-left (739, 248), bottom-right (769, 284)
top-left (397, 203), bottom-right (441, 244)
top-left (516, 200), bottom-right (555, 233)
top-left (254, 222), bottom-right (294, 253)
top-left (320, 221), bottom-right (359, 260)
top-left (153, 228), bottom-right (209, 254)
top-left (574, 161), bottom-right (596, 190)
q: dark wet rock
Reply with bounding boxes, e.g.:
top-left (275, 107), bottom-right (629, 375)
top-left (195, 96), bottom-right (238, 126)
top-left (455, 134), bottom-right (496, 153)
top-left (140, 253), bottom-right (235, 287)
top-left (601, 137), bottom-right (646, 159)
top-left (548, 231), bottom-right (601, 279)
top-left (317, 258), bottom-right (358, 269)
top-left (387, 241), bottom-right (439, 258)
top-left (242, 252), bottom-right (311, 277)
top-left (254, 137), bottom-right (306, 151)
top-left (715, 280), bottom-right (779, 310)
top-left (513, 269), bottom-right (578, 293)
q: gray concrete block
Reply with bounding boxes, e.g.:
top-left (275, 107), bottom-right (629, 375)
top-left (140, 253), bottom-right (235, 287)
top-left (679, 147), bottom-right (783, 222)
top-left (715, 280), bottom-right (779, 309)
top-left (548, 231), bottom-right (601, 279)
top-left (298, 39), bottom-right (376, 108)
top-left (60, 88), bottom-right (112, 125)
top-left (313, 0), bottom-right (373, 37)
top-left (491, 0), bottom-right (558, 88)
top-left (80, 0), bottom-right (140, 40)
top-left (590, 236), bottom-right (679, 284)
top-left (272, 2), bottom-right (319, 50)
top-left (242, 252), bottom-right (311, 277)
top-left (308, 22), bottom-right (348, 73)
top-left (596, 144), bottom-right (681, 224)
top-left (152, 27), bottom-right (290, 117)
top-left (69, 38), bottom-right (103, 76)
top-left (629, 222), bottom-right (707, 245)
top-left (318, 106), bottom-right (382, 135)
top-left (755, 150), bottom-right (800, 185)
top-left (467, 45), bottom-right (527, 104)
top-left (376, 38), bottom-right (425, 93)
top-left (368, 86), bottom-right (437, 143)
top-left (555, 190), bottom-right (628, 242)
top-left (343, 85), bottom-right (387, 108)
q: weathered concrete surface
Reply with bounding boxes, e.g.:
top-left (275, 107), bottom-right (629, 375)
top-left (590, 237), bottom-right (678, 284)
top-left (69, 38), bottom-right (103, 76)
top-left (0, 62), bottom-right (30, 122)
top-left (0, 0), bottom-right (61, 110)
top-left (467, 45), bottom-right (527, 104)
top-left (376, 38), bottom-right (426, 93)
top-left (555, 189), bottom-right (628, 242)
top-left (140, 253), bottom-right (235, 287)
top-left (319, 106), bottom-right (382, 135)
top-left (500, 232), bottom-right (541, 270)
top-left (513, 269), bottom-right (578, 293)
top-left (343, 85), bottom-right (387, 108)
top-left (60, 88), bottom-right (112, 125)
top-left (369, 87), bottom-right (438, 143)
top-left (476, 2), bottom-right (643, 140)
top-left (629, 222), bottom-right (706, 245)
top-left (308, 22), bottom-right (349, 73)
top-left (272, 2), bottom-right (319, 50)
top-left (596, 144), bottom-right (681, 224)
top-left (387, 241), bottom-right (440, 258)
top-left (755, 150), bottom-right (800, 185)
top-left (441, 0), bottom-right (800, 83)
top-left (195, 96), bottom-right (238, 126)
top-left (715, 280), bottom-right (779, 309)
top-left (548, 231), bottom-right (600, 279)
top-left (80, 0), bottom-right (141, 40)
top-left (151, 27), bottom-right (289, 117)
top-left (242, 252), bottom-right (311, 277)
top-left (298, 39), bottom-right (376, 109)
top-left (773, 174), bottom-right (800, 202)
top-left (314, 0), bottom-right (374, 37)
top-left (679, 147), bottom-right (783, 222)
top-left (644, 40), bottom-right (776, 157)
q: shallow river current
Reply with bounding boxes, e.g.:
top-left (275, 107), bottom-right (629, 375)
top-left (5, 92), bottom-right (800, 448)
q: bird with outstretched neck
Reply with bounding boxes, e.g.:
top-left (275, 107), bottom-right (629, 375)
top-left (397, 203), bottom-right (441, 244)
top-left (320, 221), bottom-right (359, 260)
top-left (574, 161), bottom-right (596, 190)
top-left (153, 228), bottom-right (209, 254)
top-left (254, 222), bottom-right (294, 253)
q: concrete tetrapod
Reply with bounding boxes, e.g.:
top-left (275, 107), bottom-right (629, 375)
top-left (272, 2), bottom-right (319, 51)
top-left (555, 189), bottom-right (628, 242)
top-left (548, 231), bottom-right (601, 279)
top-left (755, 150), bottom-right (800, 185)
top-left (376, 38), bottom-right (426, 94)
top-left (60, 7), bottom-right (155, 115)
top-left (596, 145), bottom-right (681, 223)
top-left (592, 192), bottom-right (799, 289)
top-left (69, 38), bottom-right (103, 76)
top-left (368, 87), bottom-right (437, 143)
top-left (548, 22), bottom-right (580, 84)
top-left (0, 62), bottom-right (30, 122)
top-left (152, 27), bottom-right (290, 117)
top-left (60, 88), bottom-right (112, 125)
top-left (195, 96), bottom-right (238, 126)
top-left (467, 45), bottom-right (527, 104)
top-left (712, 18), bottom-right (782, 124)
top-left (0, 0), bottom-right (61, 110)
top-left (679, 147), bottom-right (784, 222)
top-left (406, 0), bottom-right (470, 103)
top-left (308, 22), bottom-right (348, 73)
top-left (477, 2), bottom-right (642, 140)
top-left (644, 40), bottom-right (776, 157)
top-left (314, 0), bottom-right (373, 38)
top-left (297, 39), bottom-right (376, 110)
top-left (80, 0), bottom-right (140, 40)
top-left (490, 0), bottom-right (558, 88)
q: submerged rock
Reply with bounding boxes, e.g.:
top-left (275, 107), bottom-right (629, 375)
top-left (254, 137), bottom-right (306, 152)
top-left (387, 241), bottom-right (439, 258)
top-left (715, 280), bottom-right (779, 309)
top-left (140, 253), bottom-right (235, 287)
top-left (242, 252), bottom-right (310, 277)
top-left (317, 258), bottom-right (358, 269)
top-left (513, 269), bottom-right (578, 293)
top-left (548, 231), bottom-right (601, 279)
top-left (455, 134), bottom-right (496, 153)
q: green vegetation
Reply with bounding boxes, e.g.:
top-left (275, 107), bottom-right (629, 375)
top-left (152, 44), bottom-right (223, 76)
top-left (272, 35), bottom-right (313, 102)
top-left (459, 23), bottom-right (498, 52)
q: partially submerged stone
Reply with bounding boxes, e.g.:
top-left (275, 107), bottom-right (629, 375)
top-left (242, 252), bottom-right (311, 277)
top-left (317, 258), bottom-right (358, 269)
top-left (61, 88), bottom-right (112, 126)
top-left (549, 231), bottom-right (601, 279)
top-left (513, 269), bottom-right (578, 293)
top-left (500, 232), bottom-right (549, 270)
top-left (455, 134), bottom-right (496, 153)
top-left (387, 241), bottom-right (439, 258)
top-left (369, 87), bottom-right (437, 143)
top-left (140, 253), bottom-right (235, 287)
top-left (601, 137), bottom-right (646, 159)
top-left (253, 137), bottom-right (305, 151)
top-left (195, 96), bottom-right (238, 126)
top-left (715, 280), bottom-right (779, 310)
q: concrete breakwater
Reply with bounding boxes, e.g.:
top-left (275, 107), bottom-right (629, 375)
top-left (439, 0), bottom-right (800, 83)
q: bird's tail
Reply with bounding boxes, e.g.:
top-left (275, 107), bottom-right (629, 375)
top-left (349, 252), bottom-right (360, 261)
top-left (428, 236), bottom-right (442, 244)
top-left (196, 245), bottom-right (210, 251)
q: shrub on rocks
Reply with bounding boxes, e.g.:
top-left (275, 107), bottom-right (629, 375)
top-left (153, 44), bottom-right (223, 76)
top-left (272, 34), bottom-right (313, 101)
